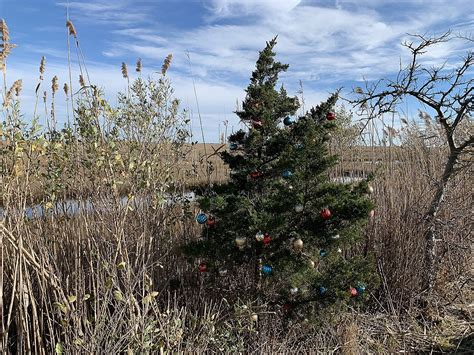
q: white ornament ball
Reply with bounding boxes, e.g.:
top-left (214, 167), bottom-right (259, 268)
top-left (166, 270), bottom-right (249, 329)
top-left (369, 210), bottom-right (375, 218)
top-left (251, 313), bottom-right (258, 322)
top-left (308, 260), bottom-right (316, 268)
top-left (293, 238), bottom-right (304, 251)
top-left (295, 204), bottom-right (304, 213)
top-left (332, 234), bottom-right (340, 240)
top-left (255, 231), bottom-right (264, 242)
top-left (337, 248), bottom-right (342, 253)
top-left (290, 287), bottom-right (299, 295)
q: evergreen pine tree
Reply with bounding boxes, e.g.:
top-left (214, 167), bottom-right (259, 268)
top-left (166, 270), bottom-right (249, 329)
top-left (184, 38), bottom-right (378, 318)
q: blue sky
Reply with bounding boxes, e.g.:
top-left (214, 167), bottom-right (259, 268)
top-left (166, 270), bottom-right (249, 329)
top-left (2, 0), bottom-right (473, 141)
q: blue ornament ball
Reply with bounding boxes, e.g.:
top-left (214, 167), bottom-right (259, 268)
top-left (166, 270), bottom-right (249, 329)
top-left (283, 116), bottom-right (296, 126)
top-left (356, 282), bottom-right (366, 294)
top-left (229, 142), bottom-right (238, 150)
top-left (282, 170), bottom-right (293, 179)
top-left (196, 212), bottom-right (208, 224)
top-left (261, 265), bottom-right (273, 275)
top-left (319, 286), bottom-right (327, 295)
top-left (319, 249), bottom-right (327, 257)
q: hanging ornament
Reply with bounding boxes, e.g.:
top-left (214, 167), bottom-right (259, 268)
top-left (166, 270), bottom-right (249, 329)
top-left (308, 259), bottom-right (316, 268)
top-left (251, 119), bottom-right (263, 129)
top-left (294, 142), bottom-right (305, 150)
top-left (288, 185), bottom-right (294, 190)
top-left (319, 286), bottom-right (327, 295)
top-left (282, 170), bottom-right (293, 179)
top-left (261, 265), bottom-right (273, 275)
top-left (251, 313), bottom-right (258, 322)
top-left (331, 234), bottom-right (340, 240)
top-left (206, 215), bottom-right (216, 227)
top-left (368, 209), bottom-right (375, 219)
top-left (326, 112), bottom-right (336, 121)
top-left (349, 287), bottom-right (358, 297)
top-left (323, 132), bottom-right (332, 142)
top-left (218, 268), bottom-right (228, 276)
top-left (337, 248), bottom-right (342, 253)
top-left (295, 204), bottom-right (304, 213)
top-left (196, 212), bottom-right (208, 224)
top-left (290, 287), bottom-right (299, 295)
top-left (255, 231), bottom-right (264, 242)
top-left (263, 233), bottom-right (271, 246)
top-left (356, 282), bottom-right (366, 294)
top-left (250, 170), bottom-right (263, 179)
top-left (283, 116), bottom-right (296, 126)
top-left (319, 249), bottom-right (327, 257)
top-left (367, 184), bottom-right (374, 194)
top-left (293, 238), bottom-right (304, 252)
top-left (320, 208), bottom-right (332, 220)
top-left (229, 142), bottom-right (238, 151)
top-left (235, 236), bottom-right (246, 249)
top-left (198, 262), bottom-right (207, 273)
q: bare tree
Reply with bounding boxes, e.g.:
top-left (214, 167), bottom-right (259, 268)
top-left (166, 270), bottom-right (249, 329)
top-left (349, 31), bottom-right (473, 309)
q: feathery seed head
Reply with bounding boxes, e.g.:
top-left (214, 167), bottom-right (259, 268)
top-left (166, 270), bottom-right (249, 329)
top-left (52, 76), bottom-right (58, 94)
top-left (66, 20), bottom-right (77, 38)
top-left (79, 74), bottom-right (85, 87)
top-left (161, 54), bottom-right (173, 76)
top-left (39, 56), bottom-right (46, 80)
top-left (0, 19), bottom-right (10, 43)
top-left (136, 58), bottom-right (142, 73)
top-left (63, 83), bottom-right (69, 95)
top-left (121, 62), bottom-right (128, 79)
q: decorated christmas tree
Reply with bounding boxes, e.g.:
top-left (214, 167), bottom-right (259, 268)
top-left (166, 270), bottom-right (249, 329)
top-left (184, 38), bottom-right (377, 318)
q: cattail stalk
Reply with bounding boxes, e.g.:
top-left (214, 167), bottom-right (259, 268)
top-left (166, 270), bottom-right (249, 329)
top-left (51, 76), bottom-right (58, 130)
top-left (33, 56), bottom-right (46, 119)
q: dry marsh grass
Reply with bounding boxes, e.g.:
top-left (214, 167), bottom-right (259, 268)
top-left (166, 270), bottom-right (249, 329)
top-left (1, 18), bottom-right (472, 353)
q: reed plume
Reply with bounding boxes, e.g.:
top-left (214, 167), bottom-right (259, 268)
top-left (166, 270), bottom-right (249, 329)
top-left (39, 56), bottom-right (46, 80)
top-left (121, 62), bottom-right (129, 79)
top-left (79, 74), bottom-right (85, 87)
top-left (162, 54), bottom-right (173, 75)
top-left (136, 58), bottom-right (142, 73)
top-left (51, 75), bottom-right (58, 94)
top-left (63, 83), bottom-right (69, 95)
top-left (66, 20), bottom-right (77, 38)
top-left (3, 79), bottom-right (22, 106)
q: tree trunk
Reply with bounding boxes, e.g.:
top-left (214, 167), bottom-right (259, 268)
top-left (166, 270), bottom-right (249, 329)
top-left (423, 150), bottom-right (459, 302)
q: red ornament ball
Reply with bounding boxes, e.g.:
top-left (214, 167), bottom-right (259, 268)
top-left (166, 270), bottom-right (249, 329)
top-left (198, 262), bottom-right (207, 273)
top-left (326, 112), bottom-right (336, 121)
top-left (250, 171), bottom-right (263, 179)
top-left (320, 208), bottom-right (332, 220)
top-left (263, 233), bottom-right (271, 246)
top-left (349, 287), bottom-right (358, 297)
top-left (206, 216), bottom-right (216, 227)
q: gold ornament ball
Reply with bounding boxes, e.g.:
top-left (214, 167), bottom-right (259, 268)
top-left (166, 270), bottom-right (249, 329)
top-left (235, 236), bottom-right (246, 248)
top-left (293, 238), bottom-right (304, 251)
top-left (308, 260), bottom-right (316, 268)
top-left (367, 185), bottom-right (374, 194)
